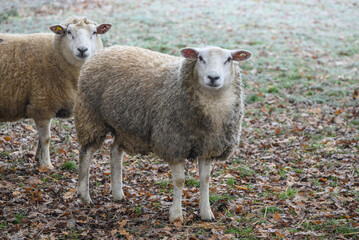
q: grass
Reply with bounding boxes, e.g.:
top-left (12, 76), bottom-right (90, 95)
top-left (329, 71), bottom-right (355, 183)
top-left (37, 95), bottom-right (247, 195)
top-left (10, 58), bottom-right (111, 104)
top-left (13, 213), bottom-right (26, 224)
top-left (0, 222), bottom-right (7, 230)
top-left (278, 187), bottom-right (297, 200)
top-left (134, 206), bottom-right (142, 215)
top-left (61, 161), bottom-right (78, 171)
top-left (302, 220), bottom-right (359, 235)
top-left (186, 178), bottom-right (200, 188)
top-left (225, 226), bottom-right (256, 239)
top-left (261, 206), bottom-right (282, 214)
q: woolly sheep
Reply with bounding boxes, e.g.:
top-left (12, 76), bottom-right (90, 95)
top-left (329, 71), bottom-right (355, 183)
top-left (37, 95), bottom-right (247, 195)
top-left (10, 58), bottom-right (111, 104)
top-left (0, 17), bottom-right (111, 168)
top-left (75, 46), bottom-right (251, 222)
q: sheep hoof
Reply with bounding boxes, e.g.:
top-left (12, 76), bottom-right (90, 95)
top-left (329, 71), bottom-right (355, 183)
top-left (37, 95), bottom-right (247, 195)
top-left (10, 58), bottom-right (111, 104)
top-left (79, 194), bottom-right (93, 205)
top-left (37, 163), bottom-right (54, 170)
top-left (200, 209), bottom-right (215, 222)
top-left (169, 207), bottom-right (183, 223)
top-left (113, 195), bottom-right (126, 203)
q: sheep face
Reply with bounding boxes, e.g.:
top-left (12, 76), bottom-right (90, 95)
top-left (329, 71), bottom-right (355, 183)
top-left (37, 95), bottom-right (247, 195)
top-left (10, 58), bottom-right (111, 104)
top-left (180, 47), bottom-right (251, 91)
top-left (50, 19), bottom-right (111, 66)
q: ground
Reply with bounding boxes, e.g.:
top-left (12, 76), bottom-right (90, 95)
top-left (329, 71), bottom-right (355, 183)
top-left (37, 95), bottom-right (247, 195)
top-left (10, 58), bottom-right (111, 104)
top-left (0, 0), bottom-right (358, 239)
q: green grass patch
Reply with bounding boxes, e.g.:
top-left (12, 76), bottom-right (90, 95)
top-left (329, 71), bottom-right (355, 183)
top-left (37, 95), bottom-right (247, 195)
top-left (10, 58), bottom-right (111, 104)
top-left (61, 161), bottom-right (78, 171)
top-left (225, 226), bottom-right (256, 238)
top-left (209, 193), bottom-right (235, 205)
top-left (261, 206), bottom-right (282, 214)
top-left (246, 93), bottom-right (264, 104)
top-left (0, 221), bottom-right (8, 230)
top-left (278, 187), bottom-right (297, 200)
top-left (235, 166), bottom-right (255, 178)
top-left (13, 213), bottom-right (26, 224)
top-left (227, 178), bottom-right (234, 188)
top-left (186, 178), bottom-right (200, 188)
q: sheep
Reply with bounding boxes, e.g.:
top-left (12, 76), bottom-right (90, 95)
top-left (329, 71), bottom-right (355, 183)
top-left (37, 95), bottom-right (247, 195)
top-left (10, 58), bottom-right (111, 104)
top-left (75, 45), bottom-right (252, 223)
top-left (0, 17), bottom-right (111, 169)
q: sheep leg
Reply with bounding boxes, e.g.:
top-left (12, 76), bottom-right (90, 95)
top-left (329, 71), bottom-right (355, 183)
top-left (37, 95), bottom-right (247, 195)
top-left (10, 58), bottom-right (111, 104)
top-left (34, 119), bottom-right (53, 168)
top-left (78, 146), bottom-right (95, 204)
top-left (199, 158), bottom-right (215, 221)
top-left (110, 142), bottom-right (125, 202)
top-left (168, 161), bottom-right (185, 223)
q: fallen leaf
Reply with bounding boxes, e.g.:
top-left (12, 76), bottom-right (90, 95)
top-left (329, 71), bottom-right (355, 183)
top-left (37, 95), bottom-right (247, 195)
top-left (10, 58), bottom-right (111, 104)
top-left (4, 136), bottom-right (11, 141)
top-left (309, 107), bottom-right (321, 114)
top-left (273, 211), bottom-right (282, 220)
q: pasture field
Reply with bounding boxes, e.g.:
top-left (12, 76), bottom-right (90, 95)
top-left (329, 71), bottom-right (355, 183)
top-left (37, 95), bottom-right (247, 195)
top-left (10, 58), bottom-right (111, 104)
top-left (0, 0), bottom-right (358, 239)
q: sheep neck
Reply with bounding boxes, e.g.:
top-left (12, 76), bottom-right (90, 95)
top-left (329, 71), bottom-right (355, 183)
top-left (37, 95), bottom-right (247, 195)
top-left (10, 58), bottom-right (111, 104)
top-left (180, 60), bottom-right (238, 131)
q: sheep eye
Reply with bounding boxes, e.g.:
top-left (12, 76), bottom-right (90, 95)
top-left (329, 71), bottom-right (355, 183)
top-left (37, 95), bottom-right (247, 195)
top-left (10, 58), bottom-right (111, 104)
top-left (67, 30), bottom-right (72, 35)
top-left (198, 56), bottom-right (206, 63)
top-left (92, 31), bottom-right (97, 35)
top-left (225, 57), bottom-right (232, 64)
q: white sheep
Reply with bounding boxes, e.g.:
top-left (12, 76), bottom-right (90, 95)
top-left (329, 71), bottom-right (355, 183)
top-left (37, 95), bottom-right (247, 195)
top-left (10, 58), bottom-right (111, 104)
top-left (0, 16), bottom-right (111, 168)
top-left (75, 46), bottom-right (251, 222)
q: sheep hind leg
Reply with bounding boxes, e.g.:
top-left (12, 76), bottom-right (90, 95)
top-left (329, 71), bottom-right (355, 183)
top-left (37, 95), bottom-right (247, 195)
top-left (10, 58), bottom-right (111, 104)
top-left (110, 141), bottom-right (125, 202)
top-left (168, 161), bottom-right (185, 223)
top-left (34, 119), bottom-right (53, 168)
top-left (199, 158), bottom-right (215, 221)
top-left (78, 146), bottom-right (96, 204)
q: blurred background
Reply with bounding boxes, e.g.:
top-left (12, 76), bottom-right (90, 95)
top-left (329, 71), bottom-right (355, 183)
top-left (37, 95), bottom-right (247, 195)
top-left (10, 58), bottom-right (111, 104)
top-left (1, 0), bottom-right (358, 104)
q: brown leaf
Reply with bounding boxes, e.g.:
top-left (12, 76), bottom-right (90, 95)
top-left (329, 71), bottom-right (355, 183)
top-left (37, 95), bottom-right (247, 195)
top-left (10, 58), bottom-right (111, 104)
top-left (118, 219), bottom-right (128, 228)
top-left (25, 125), bottom-right (35, 131)
top-left (119, 229), bottom-right (130, 239)
top-left (3, 136), bottom-right (11, 141)
top-left (110, 229), bottom-right (118, 236)
top-left (275, 127), bottom-right (281, 135)
top-left (58, 148), bottom-right (67, 155)
top-left (173, 218), bottom-right (183, 229)
top-left (261, 106), bottom-right (269, 113)
top-left (26, 177), bottom-right (42, 185)
top-left (273, 211), bottom-right (282, 220)
top-left (309, 107), bottom-right (321, 114)
top-left (63, 191), bottom-right (75, 200)
top-left (334, 109), bottom-right (343, 115)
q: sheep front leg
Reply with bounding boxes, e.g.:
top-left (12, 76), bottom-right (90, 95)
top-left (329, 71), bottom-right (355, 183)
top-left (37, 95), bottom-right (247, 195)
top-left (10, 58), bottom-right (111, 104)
top-left (35, 119), bottom-right (53, 168)
top-left (110, 143), bottom-right (125, 202)
top-left (199, 159), bottom-right (214, 221)
top-left (78, 146), bottom-right (95, 204)
top-left (168, 161), bottom-right (185, 223)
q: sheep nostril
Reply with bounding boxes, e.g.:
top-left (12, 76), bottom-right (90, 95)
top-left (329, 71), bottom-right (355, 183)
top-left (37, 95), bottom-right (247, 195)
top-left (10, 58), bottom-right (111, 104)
top-left (78, 47), bottom-right (88, 53)
top-left (208, 75), bottom-right (220, 82)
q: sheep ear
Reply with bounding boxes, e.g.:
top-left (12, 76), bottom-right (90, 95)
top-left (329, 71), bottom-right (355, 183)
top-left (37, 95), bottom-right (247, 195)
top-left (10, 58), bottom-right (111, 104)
top-left (180, 48), bottom-right (199, 59)
top-left (50, 25), bottom-right (66, 35)
top-left (232, 50), bottom-right (252, 61)
top-left (97, 24), bottom-right (112, 34)
top-left (0, 38), bottom-right (4, 44)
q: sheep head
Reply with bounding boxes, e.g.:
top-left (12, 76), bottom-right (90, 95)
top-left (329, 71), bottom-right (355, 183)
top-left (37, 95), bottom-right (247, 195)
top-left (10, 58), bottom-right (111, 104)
top-left (180, 46), bottom-right (251, 92)
top-left (50, 17), bottom-right (111, 67)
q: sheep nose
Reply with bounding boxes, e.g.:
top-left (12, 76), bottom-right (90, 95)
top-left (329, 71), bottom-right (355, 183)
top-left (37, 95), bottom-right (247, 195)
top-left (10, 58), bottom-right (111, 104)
top-left (78, 47), bottom-right (88, 54)
top-left (208, 75), bottom-right (220, 83)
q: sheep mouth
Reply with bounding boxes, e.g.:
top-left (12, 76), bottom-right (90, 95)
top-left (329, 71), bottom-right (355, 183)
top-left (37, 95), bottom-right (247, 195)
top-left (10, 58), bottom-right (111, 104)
top-left (206, 82), bottom-right (221, 88)
top-left (76, 54), bottom-right (89, 60)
